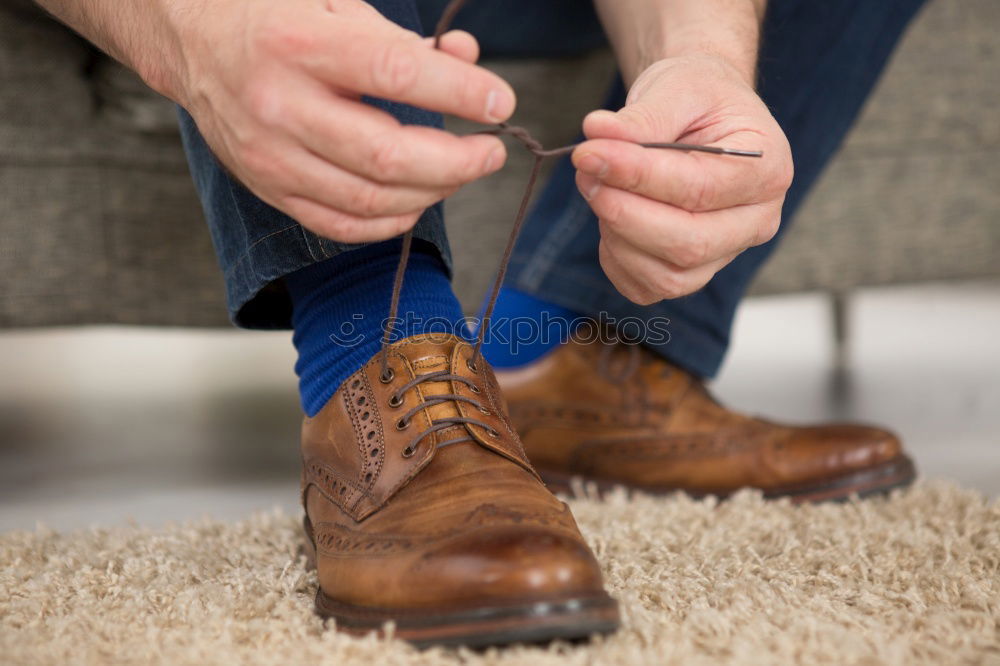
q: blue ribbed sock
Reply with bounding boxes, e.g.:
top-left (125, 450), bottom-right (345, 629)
top-left (286, 239), bottom-right (469, 416)
top-left (477, 287), bottom-right (583, 369)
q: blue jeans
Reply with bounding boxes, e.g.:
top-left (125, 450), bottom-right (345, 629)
top-left (179, 0), bottom-right (927, 376)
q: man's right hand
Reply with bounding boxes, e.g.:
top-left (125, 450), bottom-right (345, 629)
top-left (161, 0), bottom-right (514, 242)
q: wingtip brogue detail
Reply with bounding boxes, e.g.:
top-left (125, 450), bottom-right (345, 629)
top-left (496, 338), bottom-right (917, 502)
top-left (301, 334), bottom-right (618, 646)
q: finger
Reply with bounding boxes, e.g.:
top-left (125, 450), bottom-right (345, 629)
top-left (598, 237), bottom-right (660, 306)
top-left (287, 88), bottom-right (506, 187)
top-left (599, 228), bottom-right (735, 303)
top-left (577, 172), bottom-right (780, 269)
top-left (573, 135), bottom-right (776, 212)
top-left (283, 196), bottom-right (423, 244)
top-left (276, 148), bottom-right (455, 218)
top-left (421, 30), bottom-right (480, 63)
top-left (310, 21), bottom-right (515, 123)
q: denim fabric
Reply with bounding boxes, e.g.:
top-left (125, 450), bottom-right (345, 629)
top-left (181, 0), bottom-right (926, 372)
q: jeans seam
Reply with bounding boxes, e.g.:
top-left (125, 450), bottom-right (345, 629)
top-left (303, 226), bottom-right (328, 261)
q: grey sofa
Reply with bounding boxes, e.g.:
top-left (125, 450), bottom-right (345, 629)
top-left (1, 0), bottom-right (998, 331)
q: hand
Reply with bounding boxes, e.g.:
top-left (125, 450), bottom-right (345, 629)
top-left (572, 54), bottom-right (793, 304)
top-left (169, 0), bottom-right (515, 242)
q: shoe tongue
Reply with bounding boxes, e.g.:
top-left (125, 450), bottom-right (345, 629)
top-left (390, 334), bottom-right (467, 436)
top-left (375, 334), bottom-right (541, 495)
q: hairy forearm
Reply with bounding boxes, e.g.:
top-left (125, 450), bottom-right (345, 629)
top-left (593, 0), bottom-right (766, 86)
top-left (31, 0), bottom-right (191, 100)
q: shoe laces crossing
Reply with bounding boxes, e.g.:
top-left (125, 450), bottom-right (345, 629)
top-left (380, 367), bottom-right (497, 458)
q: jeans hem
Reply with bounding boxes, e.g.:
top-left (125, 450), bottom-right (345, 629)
top-left (228, 208), bottom-right (450, 330)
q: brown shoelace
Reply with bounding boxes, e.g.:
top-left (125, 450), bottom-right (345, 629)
top-left (377, 0), bottom-right (762, 453)
top-left (385, 368), bottom-right (496, 457)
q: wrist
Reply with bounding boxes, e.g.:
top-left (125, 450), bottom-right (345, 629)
top-left (135, 0), bottom-right (200, 105)
top-left (599, 0), bottom-right (763, 89)
top-left (31, 0), bottom-right (192, 102)
top-left (658, 24), bottom-right (759, 87)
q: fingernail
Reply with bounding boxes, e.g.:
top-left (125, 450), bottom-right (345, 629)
top-left (577, 153), bottom-right (608, 178)
top-left (485, 89), bottom-right (514, 122)
top-left (484, 146), bottom-right (503, 173)
top-left (578, 174), bottom-right (601, 200)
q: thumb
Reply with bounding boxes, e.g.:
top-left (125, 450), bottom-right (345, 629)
top-left (582, 102), bottom-right (684, 145)
top-left (582, 62), bottom-right (695, 143)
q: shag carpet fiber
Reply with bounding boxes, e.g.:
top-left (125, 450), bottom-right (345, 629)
top-left (2, 481), bottom-right (998, 665)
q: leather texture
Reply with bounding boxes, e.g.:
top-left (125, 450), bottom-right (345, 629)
top-left (495, 338), bottom-right (909, 496)
top-left (301, 334), bottom-right (609, 611)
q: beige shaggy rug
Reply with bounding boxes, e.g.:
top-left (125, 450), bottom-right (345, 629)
top-left (2, 481), bottom-right (998, 666)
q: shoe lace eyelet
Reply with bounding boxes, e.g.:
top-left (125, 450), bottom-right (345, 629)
top-left (401, 444), bottom-right (416, 458)
top-left (469, 385), bottom-right (481, 394)
top-left (388, 394), bottom-right (403, 408)
top-left (479, 407), bottom-right (492, 416)
top-left (487, 427), bottom-right (499, 438)
top-left (380, 368), bottom-right (395, 383)
top-left (396, 417), bottom-right (409, 430)
top-left (466, 359), bottom-right (478, 373)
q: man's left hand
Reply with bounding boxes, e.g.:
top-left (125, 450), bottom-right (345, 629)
top-left (572, 54), bottom-right (793, 304)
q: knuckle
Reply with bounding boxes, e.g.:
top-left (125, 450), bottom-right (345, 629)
top-left (239, 144), bottom-right (276, 180)
top-left (617, 104), bottom-right (659, 138)
top-left (754, 214), bottom-right (781, 246)
top-left (257, 20), bottom-right (314, 58)
top-left (244, 82), bottom-right (284, 126)
top-left (455, 145), bottom-right (486, 182)
top-left (684, 169), bottom-right (716, 211)
top-left (370, 40), bottom-right (419, 97)
top-left (626, 288), bottom-right (658, 306)
top-left (773, 136), bottom-right (795, 189)
top-left (345, 183), bottom-right (387, 218)
top-left (597, 194), bottom-right (625, 231)
top-left (320, 213), bottom-right (360, 242)
top-left (368, 136), bottom-right (405, 180)
top-left (654, 270), bottom-right (688, 300)
top-left (777, 157), bottom-right (795, 192)
top-left (274, 193), bottom-right (300, 218)
top-left (448, 75), bottom-right (481, 117)
top-left (671, 229), bottom-right (711, 269)
top-left (623, 157), bottom-right (647, 193)
top-left (301, 211), bottom-right (335, 238)
top-left (291, 203), bottom-right (340, 240)
top-left (391, 211), bottom-right (421, 235)
top-left (763, 160), bottom-right (794, 202)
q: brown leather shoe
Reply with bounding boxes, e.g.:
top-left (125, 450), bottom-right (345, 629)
top-left (300, 334), bottom-right (619, 647)
top-left (495, 338), bottom-right (916, 502)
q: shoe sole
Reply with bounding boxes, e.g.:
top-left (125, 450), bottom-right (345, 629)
top-left (538, 454), bottom-right (918, 503)
top-left (302, 531), bottom-right (620, 648)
